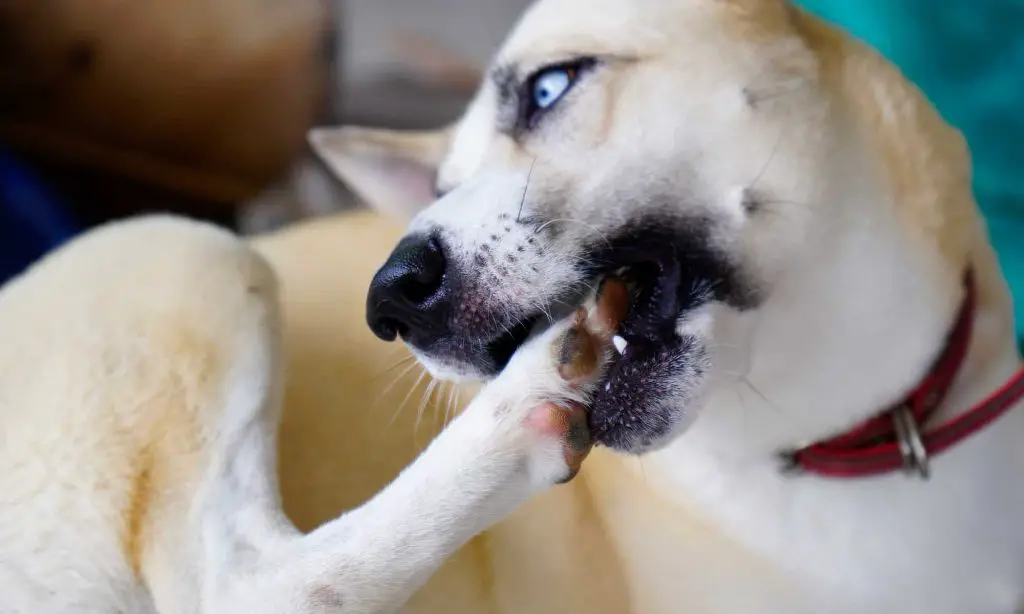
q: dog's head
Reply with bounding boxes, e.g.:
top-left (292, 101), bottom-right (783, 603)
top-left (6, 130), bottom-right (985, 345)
top-left (312, 0), bottom-right (967, 453)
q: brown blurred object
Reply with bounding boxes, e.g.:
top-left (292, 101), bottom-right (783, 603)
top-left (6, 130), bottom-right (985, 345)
top-left (238, 27), bottom-right (486, 235)
top-left (0, 0), bottom-right (339, 208)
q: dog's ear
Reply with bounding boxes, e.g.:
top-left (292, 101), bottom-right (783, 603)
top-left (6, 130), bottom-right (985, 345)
top-left (308, 125), bottom-right (452, 221)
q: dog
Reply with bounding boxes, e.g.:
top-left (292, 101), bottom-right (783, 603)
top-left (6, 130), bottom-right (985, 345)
top-left (307, 0), bottom-right (1024, 611)
top-left (3, 1), bottom-right (1023, 613)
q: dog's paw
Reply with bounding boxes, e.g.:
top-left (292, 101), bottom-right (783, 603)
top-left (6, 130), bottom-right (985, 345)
top-left (475, 281), bottom-right (629, 487)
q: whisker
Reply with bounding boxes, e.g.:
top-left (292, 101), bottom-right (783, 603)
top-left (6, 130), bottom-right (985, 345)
top-left (720, 368), bottom-right (787, 419)
top-left (636, 457), bottom-right (651, 487)
top-left (377, 359), bottom-right (420, 402)
top-left (739, 375), bottom-right (779, 412)
top-left (434, 382), bottom-right (451, 427)
top-left (756, 198), bottom-right (812, 209)
top-left (445, 383), bottom-right (458, 426)
top-left (371, 354), bottom-right (416, 381)
top-left (386, 367), bottom-right (428, 431)
top-left (516, 157), bottom-right (538, 223)
top-left (748, 125), bottom-right (786, 190)
top-left (396, 369), bottom-right (427, 416)
top-left (534, 218), bottom-right (612, 247)
top-left (537, 302), bottom-right (555, 324)
top-left (416, 378), bottom-right (439, 432)
top-left (430, 381), bottom-right (448, 429)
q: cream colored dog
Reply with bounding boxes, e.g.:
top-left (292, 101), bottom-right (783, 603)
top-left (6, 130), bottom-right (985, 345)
top-left (3, 0), bottom-right (1024, 613)
top-left (310, 0), bottom-right (1024, 611)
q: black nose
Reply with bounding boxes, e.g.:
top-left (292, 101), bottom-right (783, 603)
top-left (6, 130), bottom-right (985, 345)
top-left (366, 233), bottom-right (450, 342)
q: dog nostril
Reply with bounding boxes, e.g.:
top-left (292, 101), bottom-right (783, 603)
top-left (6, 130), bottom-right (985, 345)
top-left (366, 234), bottom-right (449, 342)
top-left (402, 236), bottom-right (446, 303)
top-left (373, 315), bottom-right (406, 342)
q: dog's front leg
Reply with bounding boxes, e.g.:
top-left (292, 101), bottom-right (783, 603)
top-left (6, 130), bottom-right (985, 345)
top-left (295, 379), bottom-right (592, 613)
top-left (213, 312), bottom-right (611, 614)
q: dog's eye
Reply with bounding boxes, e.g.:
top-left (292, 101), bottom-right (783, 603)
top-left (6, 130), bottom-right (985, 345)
top-left (520, 59), bottom-right (594, 128)
top-left (532, 68), bottom-right (574, 110)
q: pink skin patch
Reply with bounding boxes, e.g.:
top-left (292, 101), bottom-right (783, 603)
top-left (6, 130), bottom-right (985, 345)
top-left (527, 401), bottom-right (592, 477)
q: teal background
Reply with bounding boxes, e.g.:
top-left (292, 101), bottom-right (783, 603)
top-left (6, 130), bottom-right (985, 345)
top-left (794, 0), bottom-right (1024, 348)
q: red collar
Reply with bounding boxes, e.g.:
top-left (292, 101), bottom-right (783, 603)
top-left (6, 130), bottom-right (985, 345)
top-left (783, 271), bottom-right (1024, 479)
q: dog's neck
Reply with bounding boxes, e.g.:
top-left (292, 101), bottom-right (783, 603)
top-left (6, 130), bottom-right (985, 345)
top-left (637, 159), bottom-right (1022, 600)
top-left (657, 158), bottom-right (1020, 474)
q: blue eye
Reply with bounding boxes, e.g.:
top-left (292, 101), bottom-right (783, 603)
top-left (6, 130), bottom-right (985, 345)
top-left (531, 67), bottom-right (575, 110)
top-left (516, 59), bottom-right (595, 131)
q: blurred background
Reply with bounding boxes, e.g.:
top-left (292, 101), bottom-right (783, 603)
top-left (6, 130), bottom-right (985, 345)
top-left (1, 0), bottom-right (1021, 341)
top-left (0, 0), bottom-right (532, 284)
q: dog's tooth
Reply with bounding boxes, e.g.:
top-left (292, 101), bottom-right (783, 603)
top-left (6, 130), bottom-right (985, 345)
top-left (612, 335), bottom-right (628, 355)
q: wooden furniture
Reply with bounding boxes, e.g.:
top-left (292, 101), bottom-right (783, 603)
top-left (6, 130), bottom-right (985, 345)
top-left (0, 0), bottom-right (338, 210)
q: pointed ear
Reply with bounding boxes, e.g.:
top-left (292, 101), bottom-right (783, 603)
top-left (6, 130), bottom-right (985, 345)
top-left (308, 125), bottom-right (452, 221)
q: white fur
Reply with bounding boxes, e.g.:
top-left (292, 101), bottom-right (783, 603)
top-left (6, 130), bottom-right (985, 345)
top-left (0, 216), bottom-right (594, 614)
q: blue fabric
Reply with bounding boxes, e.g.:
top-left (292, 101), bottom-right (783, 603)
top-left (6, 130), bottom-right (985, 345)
top-left (0, 151), bottom-right (80, 285)
top-left (795, 0), bottom-right (1024, 349)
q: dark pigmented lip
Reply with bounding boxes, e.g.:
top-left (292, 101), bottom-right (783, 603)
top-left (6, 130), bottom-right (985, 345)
top-left (485, 314), bottom-right (543, 371)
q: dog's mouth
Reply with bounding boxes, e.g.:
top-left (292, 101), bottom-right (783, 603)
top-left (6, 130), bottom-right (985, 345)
top-left (480, 235), bottom-right (714, 451)
top-left (384, 218), bottom-right (742, 450)
top-left (390, 224), bottom-right (723, 451)
top-left (600, 255), bottom-right (690, 345)
top-left (488, 238), bottom-right (694, 370)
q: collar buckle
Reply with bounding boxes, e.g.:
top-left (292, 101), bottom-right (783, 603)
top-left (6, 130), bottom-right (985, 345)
top-left (892, 404), bottom-right (930, 480)
top-left (776, 450), bottom-right (804, 476)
